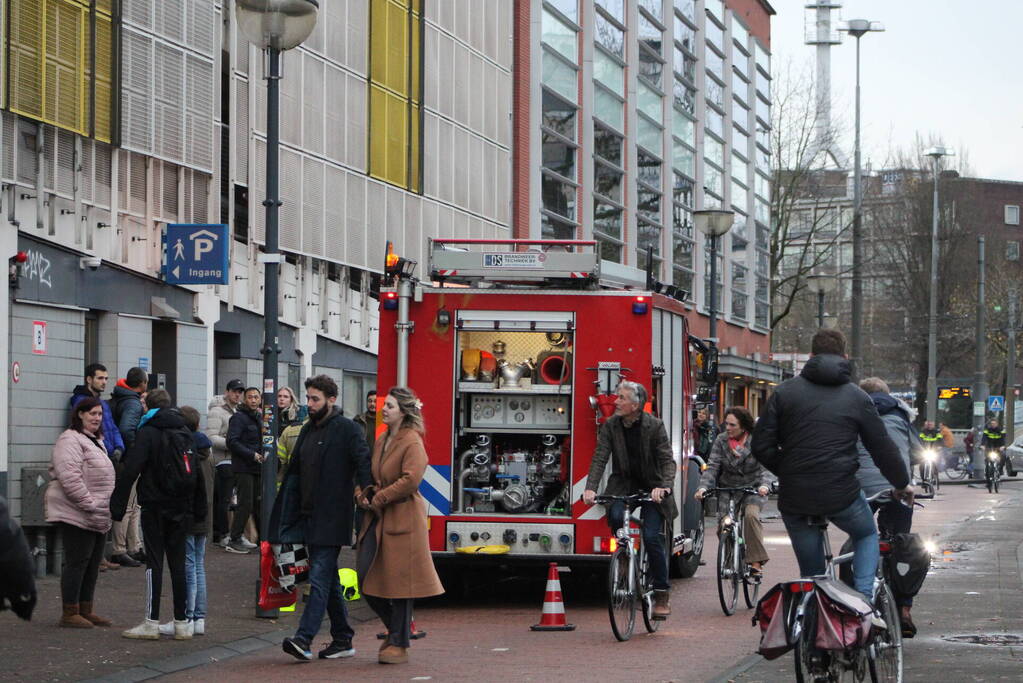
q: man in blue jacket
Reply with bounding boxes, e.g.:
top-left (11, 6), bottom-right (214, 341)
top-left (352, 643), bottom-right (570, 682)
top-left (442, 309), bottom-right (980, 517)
top-left (69, 363), bottom-right (125, 462)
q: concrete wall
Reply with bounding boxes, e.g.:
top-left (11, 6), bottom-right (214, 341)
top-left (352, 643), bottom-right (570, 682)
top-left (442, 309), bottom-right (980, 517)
top-left (7, 302), bottom-right (85, 521)
top-left (177, 323), bottom-right (209, 422)
top-left (98, 314), bottom-right (153, 381)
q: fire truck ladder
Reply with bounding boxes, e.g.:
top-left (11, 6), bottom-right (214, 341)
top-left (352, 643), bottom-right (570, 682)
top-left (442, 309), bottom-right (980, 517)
top-left (428, 239), bottom-right (600, 287)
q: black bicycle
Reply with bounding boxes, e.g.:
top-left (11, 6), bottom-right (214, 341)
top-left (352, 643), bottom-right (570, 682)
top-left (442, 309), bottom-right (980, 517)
top-left (594, 492), bottom-right (663, 641)
top-left (984, 449), bottom-right (1002, 493)
top-left (703, 486), bottom-right (762, 616)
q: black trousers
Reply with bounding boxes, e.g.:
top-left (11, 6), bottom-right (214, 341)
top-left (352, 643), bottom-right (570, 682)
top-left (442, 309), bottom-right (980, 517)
top-left (59, 523), bottom-right (105, 604)
top-left (230, 472), bottom-right (258, 541)
top-left (140, 507), bottom-right (189, 621)
top-left (358, 517), bottom-right (414, 648)
top-left (212, 465), bottom-right (236, 539)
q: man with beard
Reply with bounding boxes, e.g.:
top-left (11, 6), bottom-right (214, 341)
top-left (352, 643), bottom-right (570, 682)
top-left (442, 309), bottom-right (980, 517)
top-left (272, 375), bottom-right (372, 660)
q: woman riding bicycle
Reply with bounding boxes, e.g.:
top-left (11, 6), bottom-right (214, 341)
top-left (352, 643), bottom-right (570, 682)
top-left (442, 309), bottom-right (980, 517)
top-left (695, 407), bottom-right (772, 575)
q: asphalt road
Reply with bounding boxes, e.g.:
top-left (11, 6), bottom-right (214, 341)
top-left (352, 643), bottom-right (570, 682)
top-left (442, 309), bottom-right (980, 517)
top-left (5, 478), bottom-right (1021, 682)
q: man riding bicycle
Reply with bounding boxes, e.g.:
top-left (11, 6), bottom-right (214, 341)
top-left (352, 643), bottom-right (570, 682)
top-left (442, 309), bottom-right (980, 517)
top-left (751, 329), bottom-right (913, 604)
top-left (918, 420), bottom-right (944, 471)
top-left (981, 419), bottom-right (1017, 477)
top-left (583, 381), bottom-right (676, 619)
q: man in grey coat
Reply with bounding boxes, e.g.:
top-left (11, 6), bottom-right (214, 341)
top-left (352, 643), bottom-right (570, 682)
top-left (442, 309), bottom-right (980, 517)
top-left (206, 379), bottom-right (244, 548)
top-left (583, 381), bottom-right (677, 619)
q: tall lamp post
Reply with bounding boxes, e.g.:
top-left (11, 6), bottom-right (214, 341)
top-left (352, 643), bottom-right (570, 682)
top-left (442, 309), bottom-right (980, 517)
top-left (236, 0), bottom-right (319, 618)
top-left (695, 209), bottom-right (735, 343)
top-left (806, 273), bottom-right (838, 329)
top-left (924, 146), bottom-right (954, 424)
top-left (839, 18), bottom-right (884, 378)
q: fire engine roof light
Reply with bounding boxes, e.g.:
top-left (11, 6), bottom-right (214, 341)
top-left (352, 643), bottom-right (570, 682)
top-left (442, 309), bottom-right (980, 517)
top-left (632, 296), bottom-right (649, 315)
top-left (382, 291), bottom-right (399, 310)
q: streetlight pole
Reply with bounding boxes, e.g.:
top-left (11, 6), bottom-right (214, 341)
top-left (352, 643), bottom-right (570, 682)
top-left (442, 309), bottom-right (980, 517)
top-left (925, 146), bottom-right (953, 424)
top-left (839, 19), bottom-right (883, 379)
top-left (235, 0), bottom-right (319, 619)
top-left (695, 210), bottom-right (735, 343)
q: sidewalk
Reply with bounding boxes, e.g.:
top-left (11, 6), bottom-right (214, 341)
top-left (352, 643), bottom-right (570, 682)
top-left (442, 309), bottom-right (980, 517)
top-left (722, 481), bottom-right (1023, 681)
top-left (0, 544), bottom-right (371, 682)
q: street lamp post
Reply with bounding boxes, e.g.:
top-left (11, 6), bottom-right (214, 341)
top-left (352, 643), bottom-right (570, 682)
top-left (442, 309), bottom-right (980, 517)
top-left (806, 273), bottom-right (838, 329)
top-left (236, 0), bottom-right (319, 618)
top-left (924, 146), bottom-right (954, 425)
top-left (695, 210), bottom-right (735, 343)
top-left (839, 19), bottom-right (884, 379)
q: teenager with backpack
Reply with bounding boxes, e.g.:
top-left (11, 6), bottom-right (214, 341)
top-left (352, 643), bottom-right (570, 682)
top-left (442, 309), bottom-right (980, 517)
top-left (110, 389), bottom-right (207, 640)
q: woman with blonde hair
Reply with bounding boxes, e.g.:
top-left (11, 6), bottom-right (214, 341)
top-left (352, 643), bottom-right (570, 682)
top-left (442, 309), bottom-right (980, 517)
top-left (276, 386), bottom-right (307, 436)
top-left (356, 386), bottom-right (443, 665)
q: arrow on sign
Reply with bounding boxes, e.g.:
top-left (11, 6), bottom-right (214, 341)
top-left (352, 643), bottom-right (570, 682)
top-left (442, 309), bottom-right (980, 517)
top-left (172, 266), bottom-right (180, 279)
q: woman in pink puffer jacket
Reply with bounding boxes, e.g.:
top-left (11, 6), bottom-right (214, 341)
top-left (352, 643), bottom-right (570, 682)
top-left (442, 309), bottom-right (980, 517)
top-left (45, 396), bottom-right (116, 629)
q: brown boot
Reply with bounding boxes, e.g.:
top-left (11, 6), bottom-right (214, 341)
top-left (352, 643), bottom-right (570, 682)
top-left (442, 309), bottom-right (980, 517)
top-left (60, 603), bottom-right (94, 628)
top-left (652, 590), bottom-right (671, 620)
top-left (79, 601), bottom-right (112, 627)
top-left (379, 644), bottom-right (408, 664)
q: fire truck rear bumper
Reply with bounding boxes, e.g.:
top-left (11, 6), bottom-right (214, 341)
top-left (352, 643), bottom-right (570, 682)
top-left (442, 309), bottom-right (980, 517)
top-left (432, 551), bottom-right (614, 569)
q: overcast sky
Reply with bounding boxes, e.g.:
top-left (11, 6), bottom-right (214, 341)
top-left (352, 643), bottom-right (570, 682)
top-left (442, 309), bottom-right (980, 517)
top-left (770, 1), bottom-right (1022, 181)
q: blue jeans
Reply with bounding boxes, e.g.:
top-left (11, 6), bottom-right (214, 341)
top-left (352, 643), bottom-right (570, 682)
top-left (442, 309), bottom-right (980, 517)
top-left (782, 493), bottom-right (879, 600)
top-left (184, 534), bottom-right (207, 620)
top-left (608, 501), bottom-right (669, 590)
top-left (296, 545), bottom-right (353, 645)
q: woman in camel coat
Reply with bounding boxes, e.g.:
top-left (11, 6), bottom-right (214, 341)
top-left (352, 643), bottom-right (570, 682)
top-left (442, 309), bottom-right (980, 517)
top-left (356, 386), bottom-right (443, 665)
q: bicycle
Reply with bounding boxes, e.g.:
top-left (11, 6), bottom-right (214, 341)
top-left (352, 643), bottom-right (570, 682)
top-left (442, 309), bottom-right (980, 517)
top-left (942, 450), bottom-right (972, 480)
top-left (702, 486), bottom-right (762, 616)
top-left (787, 490), bottom-right (904, 683)
top-left (917, 448), bottom-right (940, 496)
top-left (593, 492), bottom-right (664, 641)
top-left (984, 449), bottom-right (1002, 493)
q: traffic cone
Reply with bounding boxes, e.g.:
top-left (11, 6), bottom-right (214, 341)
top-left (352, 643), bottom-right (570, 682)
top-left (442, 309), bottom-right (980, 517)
top-left (530, 562), bottom-right (576, 631)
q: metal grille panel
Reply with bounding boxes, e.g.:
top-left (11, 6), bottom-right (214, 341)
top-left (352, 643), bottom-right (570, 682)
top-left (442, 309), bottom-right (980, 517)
top-left (162, 161), bottom-right (179, 219)
top-left (121, 28), bottom-right (154, 153)
top-left (235, 77), bottom-right (249, 182)
top-left (280, 148), bottom-right (302, 252)
top-left (155, 0), bottom-right (185, 43)
top-left (302, 157), bottom-right (324, 257)
top-left (80, 138), bottom-right (94, 202)
top-left (123, 0), bottom-right (152, 30)
top-left (367, 182), bottom-right (386, 265)
top-left (324, 0), bottom-right (346, 64)
top-left (303, 55), bottom-right (324, 154)
top-left (154, 42), bottom-right (185, 162)
top-left (252, 138), bottom-right (266, 243)
top-left (325, 65), bottom-right (345, 163)
top-left (43, 126), bottom-right (56, 192)
top-left (94, 142), bottom-right (111, 207)
top-left (1, 113), bottom-right (15, 182)
top-left (57, 128), bottom-right (75, 196)
top-left (235, 23), bottom-right (249, 75)
top-left (345, 73), bottom-right (366, 171)
top-left (130, 152), bottom-right (147, 215)
top-left (345, 172), bottom-right (366, 266)
top-left (185, 55), bottom-right (215, 171)
top-left (325, 165), bottom-right (346, 263)
top-left (186, 0), bottom-right (215, 54)
top-left (385, 186), bottom-right (403, 255)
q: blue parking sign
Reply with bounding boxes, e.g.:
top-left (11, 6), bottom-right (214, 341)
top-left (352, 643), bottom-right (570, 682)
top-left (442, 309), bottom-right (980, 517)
top-left (165, 224), bottom-right (230, 285)
top-left (987, 395), bottom-right (1005, 412)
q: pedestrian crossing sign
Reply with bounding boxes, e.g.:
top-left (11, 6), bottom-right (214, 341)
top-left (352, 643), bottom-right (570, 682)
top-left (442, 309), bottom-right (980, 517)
top-left (987, 395), bottom-right (1005, 412)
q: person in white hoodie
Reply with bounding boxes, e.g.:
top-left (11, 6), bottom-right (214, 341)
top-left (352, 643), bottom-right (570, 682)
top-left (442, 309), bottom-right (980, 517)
top-left (205, 380), bottom-right (244, 549)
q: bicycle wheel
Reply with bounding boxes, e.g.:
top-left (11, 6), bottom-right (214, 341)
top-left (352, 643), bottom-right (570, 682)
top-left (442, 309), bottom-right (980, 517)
top-left (639, 550), bottom-right (662, 633)
top-left (741, 517), bottom-right (761, 608)
top-left (868, 583), bottom-right (903, 683)
top-left (986, 462), bottom-right (994, 493)
top-left (930, 463), bottom-right (940, 493)
top-left (793, 604), bottom-right (819, 683)
top-left (717, 528), bottom-right (739, 616)
top-left (944, 457), bottom-right (968, 480)
top-left (994, 468), bottom-right (1000, 493)
top-left (607, 549), bottom-right (636, 641)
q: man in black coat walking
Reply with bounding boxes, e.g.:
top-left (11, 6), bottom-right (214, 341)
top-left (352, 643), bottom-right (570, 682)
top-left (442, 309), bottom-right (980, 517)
top-left (271, 374), bottom-right (372, 661)
top-left (752, 329), bottom-right (913, 601)
top-left (0, 495), bottom-right (36, 621)
top-left (226, 387), bottom-right (263, 554)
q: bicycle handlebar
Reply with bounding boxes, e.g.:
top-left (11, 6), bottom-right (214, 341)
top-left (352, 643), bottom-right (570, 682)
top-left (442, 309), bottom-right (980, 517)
top-left (702, 486), bottom-right (761, 496)
top-left (592, 492), bottom-right (655, 505)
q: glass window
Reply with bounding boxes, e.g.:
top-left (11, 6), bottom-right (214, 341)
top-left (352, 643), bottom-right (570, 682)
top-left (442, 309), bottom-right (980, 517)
top-left (595, 13), bottom-right (624, 57)
top-left (673, 79), bottom-right (695, 113)
top-left (732, 44), bottom-right (748, 77)
top-left (673, 142), bottom-right (695, 177)
top-left (594, 162), bottom-right (623, 201)
top-left (541, 211), bottom-right (577, 239)
top-left (673, 232), bottom-right (694, 270)
top-left (756, 72), bottom-right (771, 99)
top-left (542, 131), bottom-right (575, 179)
top-left (705, 18), bottom-right (723, 49)
top-left (672, 111), bottom-right (694, 146)
top-left (594, 124), bottom-right (623, 165)
top-left (674, 0), bottom-right (696, 23)
top-left (731, 178), bottom-right (748, 210)
top-left (638, 14), bottom-right (662, 56)
top-left (732, 72), bottom-right (749, 104)
top-left (638, 221), bottom-right (663, 269)
top-left (705, 136), bottom-right (724, 167)
top-left (732, 292), bottom-right (748, 321)
top-left (732, 97), bottom-right (749, 130)
top-left (545, 0), bottom-right (578, 23)
top-left (732, 153), bottom-right (748, 181)
top-left (542, 9), bottom-right (577, 61)
top-left (706, 49), bottom-right (724, 81)
top-left (542, 90), bottom-right (576, 140)
top-left (673, 172), bottom-right (694, 207)
top-left (594, 48), bottom-right (624, 95)
top-left (597, 0), bottom-right (624, 23)
top-left (732, 125), bottom-right (749, 157)
top-left (705, 162), bottom-right (723, 196)
top-left (638, 81), bottom-right (663, 124)
top-left (594, 199), bottom-right (623, 240)
top-left (706, 0), bottom-right (724, 23)
top-left (755, 301), bottom-right (769, 328)
top-left (673, 267), bottom-right (694, 294)
top-left (637, 149), bottom-right (661, 188)
top-left (706, 107), bottom-right (724, 137)
top-left (542, 49), bottom-right (578, 102)
top-left (637, 114), bottom-right (662, 153)
top-left (638, 187), bottom-right (661, 222)
top-left (1006, 204), bottom-right (1021, 225)
top-left (674, 47), bottom-right (696, 83)
top-left (755, 41), bottom-right (770, 74)
top-left (756, 224), bottom-right (770, 250)
top-left (756, 274), bottom-right (769, 300)
top-left (756, 125), bottom-right (770, 149)
top-left (756, 95), bottom-right (770, 124)
top-left (732, 19), bottom-right (749, 50)
top-left (599, 239), bottom-right (623, 263)
top-left (638, 48), bottom-right (664, 87)
top-left (755, 198), bottom-right (769, 223)
top-left (706, 76), bottom-right (724, 107)
top-left (595, 86), bottom-right (623, 130)
top-left (638, 0), bottom-right (662, 22)
top-left (674, 15), bottom-right (695, 52)
top-left (755, 172), bottom-right (769, 199)
top-left (757, 248), bottom-right (769, 274)
top-left (542, 172), bottom-right (577, 219)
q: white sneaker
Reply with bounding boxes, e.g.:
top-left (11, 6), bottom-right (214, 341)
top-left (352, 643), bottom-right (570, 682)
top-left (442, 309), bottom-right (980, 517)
top-left (158, 620), bottom-right (175, 636)
top-left (192, 618), bottom-right (205, 636)
top-left (122, 619), bottom-right (160, 640)
top-left (174, 619), bottom-right (194, 640)
top-left (218, 535), bottom-right (230, 548)
top-left (239, 537), bottom-right (258, 549)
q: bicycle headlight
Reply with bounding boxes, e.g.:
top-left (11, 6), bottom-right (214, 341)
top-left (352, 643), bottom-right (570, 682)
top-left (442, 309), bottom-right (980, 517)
top-left (721, 514), bottom-right (734, 528)
top-left (988, 450), bottom-right (1000, 461)
top-left (922, 449), bottom-right (937, 463)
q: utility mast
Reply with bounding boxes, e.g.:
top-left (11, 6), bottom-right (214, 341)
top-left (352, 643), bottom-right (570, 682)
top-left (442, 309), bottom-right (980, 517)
top-left (804, 2), bottom-right (849, 169)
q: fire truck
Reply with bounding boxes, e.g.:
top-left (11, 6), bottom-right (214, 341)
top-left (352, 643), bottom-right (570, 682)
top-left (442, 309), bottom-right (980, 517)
top-left (375, 238), bottom-right (715, 578)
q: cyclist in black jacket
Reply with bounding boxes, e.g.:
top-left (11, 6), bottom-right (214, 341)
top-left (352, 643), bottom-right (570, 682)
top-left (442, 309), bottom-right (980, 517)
top-left (752, 329), bottom-right (913, 601)
top-left (981, 419), bottom-right (1016, 476)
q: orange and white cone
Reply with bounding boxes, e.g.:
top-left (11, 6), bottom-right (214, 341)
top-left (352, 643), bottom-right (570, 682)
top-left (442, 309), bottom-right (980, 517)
top-left (531, 562), bottom-right (576, 631)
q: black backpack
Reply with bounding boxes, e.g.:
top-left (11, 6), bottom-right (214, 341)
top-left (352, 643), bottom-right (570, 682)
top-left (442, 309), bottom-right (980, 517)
top-left (154, 427), bottom-right (200, 502)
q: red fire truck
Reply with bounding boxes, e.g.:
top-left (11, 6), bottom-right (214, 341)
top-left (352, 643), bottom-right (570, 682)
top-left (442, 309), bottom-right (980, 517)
top-left (375, 239), bottom-right (713, 577)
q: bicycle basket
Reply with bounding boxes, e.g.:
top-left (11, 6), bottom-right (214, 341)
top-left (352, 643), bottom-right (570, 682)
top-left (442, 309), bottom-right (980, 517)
top-left (813, 578), bottom-right (872, 651)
